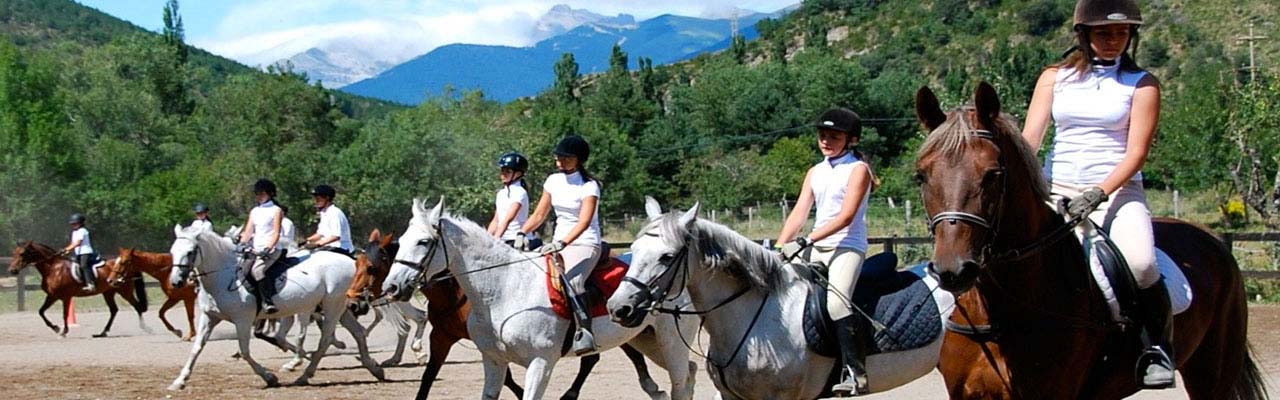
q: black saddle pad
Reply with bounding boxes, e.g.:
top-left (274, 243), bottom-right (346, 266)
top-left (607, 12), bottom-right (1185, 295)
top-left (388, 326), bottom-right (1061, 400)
top-left (265, 255), bottom-right (307, 284)
top-left (803, 253), bottom-right (942, 357)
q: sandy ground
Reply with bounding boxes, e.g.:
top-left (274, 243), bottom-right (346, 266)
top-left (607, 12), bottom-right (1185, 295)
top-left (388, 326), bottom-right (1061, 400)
top-left (0, 303), bottom-right (1275, 399)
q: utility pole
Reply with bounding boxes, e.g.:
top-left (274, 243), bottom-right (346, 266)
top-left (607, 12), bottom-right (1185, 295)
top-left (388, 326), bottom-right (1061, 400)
top-left (1235, 22), bottom-right (1269, 83)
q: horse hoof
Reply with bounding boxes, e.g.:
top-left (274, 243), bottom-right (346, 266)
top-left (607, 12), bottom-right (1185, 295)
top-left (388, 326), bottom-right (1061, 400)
top-left (379, 359), bottom-right (399, 367)
top-left (291, 377), bottom-right (309, 386)
top-left (333, 340), bottom-right (347, 350)
top-left (648, 391), bottom-right (669, 400)
top-left (92, 333), bottom-right (108, 338)
top-left (182, 335), bottom-right (193, 342)
top-left (170, 329), bottom-right (183, 338)
top-left (167, 383), bottom-right (185, 391)
top-left (370, 367), bottom-right (386, 381)
top-left (411, 340), bottom-right (423, 352)
top-left (264, 373), bottom-right (279, 387)
top-left (559, 391), bottom-right (579, 400)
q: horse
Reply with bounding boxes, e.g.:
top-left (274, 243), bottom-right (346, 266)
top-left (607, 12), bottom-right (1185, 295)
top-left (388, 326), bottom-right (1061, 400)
top-left (381, 198), bottom-right (697, 400)
top-left (164, 225), bottom-right (384, 390)
top-left (9, 241), bottom-right (149, 337)
top-left (608, 198), bottom-right (953, 399)
top-left (106, 248), bottom-right (195, 340)
top-left (913, 82), bottom-right (1269, 399)
top-left (348, 228), bottom-right (663, 400)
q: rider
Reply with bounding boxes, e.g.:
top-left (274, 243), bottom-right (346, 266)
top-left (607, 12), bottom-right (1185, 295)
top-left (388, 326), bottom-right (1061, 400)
top-left (62, 213), bottom-right (98, 291)
top-left (775, 107), bottom-right (876, 397)
top-left (516, 135), bottom-right (602, 356)
top-left (190, 203), bottom-right (213, 233)
top-left (304, 185), bottom-right (353, 255)
top-left (1021, 0), bottom-right (1172, 389)
top-left (487, 152), bottom-right (540, 249)
top-left (281, 205), bottom-right (298, 254)
top-left (236, 178), bottom-right (285, 314)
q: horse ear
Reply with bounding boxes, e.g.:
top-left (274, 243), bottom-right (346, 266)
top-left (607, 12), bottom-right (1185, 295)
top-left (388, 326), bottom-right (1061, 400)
top-left (974, 81), bottom-right (1001, 122)
top-left (368, 229), bottom-right (381, 243)
top-left (915, 86), bottom-right (947, 132)
top-left (679, 202), bottom-right (700, 228)
top-left (174, 224), bottom-right (183, 237)
top-left (427, 196), bottom-right (445, 222)
top-left (381, 232), bottom-right (395, 246)
top-left (644, 196), bottom-right (663, 221)
top-left (412, 198), bottom-right (426, 217)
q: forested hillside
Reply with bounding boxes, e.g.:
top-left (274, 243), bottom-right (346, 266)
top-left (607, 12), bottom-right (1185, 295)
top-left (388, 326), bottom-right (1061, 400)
top-left (2, 0), bottom-right (1278, 252)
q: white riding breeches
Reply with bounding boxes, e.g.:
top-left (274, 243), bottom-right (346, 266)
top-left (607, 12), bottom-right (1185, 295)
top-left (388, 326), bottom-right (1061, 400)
top-left (1053, 180), bottom-right (1158, 288)
top-left (807, 246), bottom-right (867, 321)
top-left (560, 243), bottom-right (601, 296)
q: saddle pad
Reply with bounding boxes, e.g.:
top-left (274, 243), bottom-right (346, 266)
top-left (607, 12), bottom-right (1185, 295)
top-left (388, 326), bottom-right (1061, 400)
top-left (547, 255), bottom-right (628, 320)
top-left (1085, 234), bottom-right (1192, 321)
top-left (69, 258), bottom-right (107, 284)
top-left (803, 259), bottom-right (942, 357)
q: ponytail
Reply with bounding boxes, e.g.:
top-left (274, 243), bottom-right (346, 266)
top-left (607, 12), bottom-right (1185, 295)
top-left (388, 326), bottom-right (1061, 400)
top-left (850, 145), bottom-right (881, 192)
top-left (578, 165), bottom-right (602, 189)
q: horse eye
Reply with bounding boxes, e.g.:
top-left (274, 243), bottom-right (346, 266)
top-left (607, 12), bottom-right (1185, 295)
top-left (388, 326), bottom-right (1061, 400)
top-left (913, 171), bottom-right (927, 185)
top-left (658, 253), bottom-right (674, 263)
top-left (983, 168), bottom-right (1005, 184)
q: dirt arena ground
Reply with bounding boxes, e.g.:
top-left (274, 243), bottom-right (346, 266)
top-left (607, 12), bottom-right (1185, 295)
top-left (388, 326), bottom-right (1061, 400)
top-left (0, 303), bottom-right (1275, 399)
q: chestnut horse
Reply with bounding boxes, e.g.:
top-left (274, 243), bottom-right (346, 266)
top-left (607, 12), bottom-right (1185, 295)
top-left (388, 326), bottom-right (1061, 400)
top-left (914, 82), bottom-right (1267, 399)
top-left (347, 229), bottom-right (660, 400)
top-left (106, 248), bottom-right (196, 340)
top-left (9, 241), bottom-right (149, 337)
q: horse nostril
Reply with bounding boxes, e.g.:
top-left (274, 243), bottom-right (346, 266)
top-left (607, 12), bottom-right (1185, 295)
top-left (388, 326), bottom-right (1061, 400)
top-left (614, 305), bottom-right (634, 320)
top-left (961, 260), bottom-right (980, 275)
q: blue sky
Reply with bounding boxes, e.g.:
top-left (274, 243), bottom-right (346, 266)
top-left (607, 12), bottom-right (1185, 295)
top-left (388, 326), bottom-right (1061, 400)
top-left (76, 1), bottom-right (795, 66)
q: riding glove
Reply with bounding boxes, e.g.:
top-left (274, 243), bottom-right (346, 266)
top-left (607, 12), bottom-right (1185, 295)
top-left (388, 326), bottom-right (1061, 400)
top-left (303, 241), bottom-right (320, 250)
top-left (513, 232), bottom-right (530, 251)
top-left (538, 240), bottom-right (567, 255)
top-left (256, 249), bottom-right (274, 259)
top-left (235, 242), bottom-right (252, 255)
top-left (1067, 186), bottom-right (1107, 220)
top-left (780, 237), bottom-right (812, 261)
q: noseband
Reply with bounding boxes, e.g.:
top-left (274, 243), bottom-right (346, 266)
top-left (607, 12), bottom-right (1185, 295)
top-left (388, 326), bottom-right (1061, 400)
top-left (925, 130), bottom-right (1007, 265)
top-left (394, 221), bottom-right (450, 292)
top-left (620, 232), bottom-right (693, 312)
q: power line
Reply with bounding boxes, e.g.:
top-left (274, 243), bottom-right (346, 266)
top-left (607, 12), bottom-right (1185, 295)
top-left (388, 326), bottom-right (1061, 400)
top-left (635, 117), bottom-right (918, 157)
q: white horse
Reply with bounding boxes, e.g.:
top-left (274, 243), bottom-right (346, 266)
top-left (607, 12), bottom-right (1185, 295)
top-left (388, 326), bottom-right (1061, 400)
top-left (382, 198), bottom-right (697, 400)
top-left (165, 226), bottom-right (384, 390)
top-left (608, 199), bottom-right (954, 399)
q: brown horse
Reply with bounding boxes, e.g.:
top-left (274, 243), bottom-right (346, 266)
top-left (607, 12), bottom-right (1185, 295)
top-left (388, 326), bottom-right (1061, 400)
top-left (913, 82), bottom-right (1268, 399)
top-left (347, 230), bottom-right (660, 400)
top-left (9, 241), bottom-right (149, 337)
top-left (106, 248), bottom-right (196, 341)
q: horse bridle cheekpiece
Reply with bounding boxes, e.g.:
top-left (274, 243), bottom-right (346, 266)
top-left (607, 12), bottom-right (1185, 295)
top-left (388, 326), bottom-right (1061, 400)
top-left (172, 237), bottom-right (203, 285)
top-left (621, 231), bottom-right (693, 313)
top-left (395, 220), bottom-right (448, 292)
top-left (925, 129), bottom-right (1008, 266)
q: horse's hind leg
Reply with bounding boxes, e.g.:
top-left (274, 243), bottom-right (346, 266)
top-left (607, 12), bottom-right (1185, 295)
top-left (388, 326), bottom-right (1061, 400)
top-left (168, 313), bottom-right (221, 390)
top-left (181, 296), bottom-right (195, 341)
top-left (94, 292), bottom-right (119, 337)
top-left (620, 343), bottom-right (663, 396)
top-left (480, 357), bottom-right (511, 400)
top-left (280, 315), bottom-right (308, 372)
top-left (415, 329), bottom-right (467, 400)
top-left (295, 308), bottom-right (339, 385)
top-left (561, 354), bottom-right (600, 400)
top-left (158, 297), bottom-right (182, 338)
top-left (58, 298), bottom-right (71, 337)
top-left (628, 322), bottom-right (693, 400)
top-left (521, 356), bottom-right (559, 400)
top-left (382, 303), bottom-right (411, 366)
top-left (339, 310), bottom-right (385, 381)
top-left (38, 296), bottom-right (59, 333)
top-left (233, 320), bottom-right (278, 387)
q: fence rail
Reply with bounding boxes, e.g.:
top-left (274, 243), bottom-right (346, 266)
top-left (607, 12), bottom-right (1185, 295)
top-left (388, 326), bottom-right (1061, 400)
top-left (4, 231), bottom-right (1279, 311)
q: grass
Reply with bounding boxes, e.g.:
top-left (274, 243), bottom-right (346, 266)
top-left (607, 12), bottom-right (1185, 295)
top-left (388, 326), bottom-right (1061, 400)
top-left (0, 281), bottom-right (170, 315)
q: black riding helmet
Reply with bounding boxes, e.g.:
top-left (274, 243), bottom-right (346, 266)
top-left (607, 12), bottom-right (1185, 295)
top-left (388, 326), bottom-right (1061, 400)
top-left (815, 107), bottom-right (862, 138)
top-left (68, 213), bottom-right (86, 225)
top-left (252, 178), bottom-right (277, 197)
top-left (553, 135), bottom-right (590, 163)
top-left (193, 203), bottom-right (209, 213)
top-left (497, 152), bottom-right (529, 172)
top-left (311, 184), bottom-right (337, 200)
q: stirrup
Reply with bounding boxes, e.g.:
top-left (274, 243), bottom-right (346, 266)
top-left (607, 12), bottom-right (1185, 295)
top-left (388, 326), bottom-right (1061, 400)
top-left (1137, 347), bottom-right (1175, 389)
top-left (571, 328), bottom-right (596, 355)
top-left (831, 369), bottom-right (869, 397)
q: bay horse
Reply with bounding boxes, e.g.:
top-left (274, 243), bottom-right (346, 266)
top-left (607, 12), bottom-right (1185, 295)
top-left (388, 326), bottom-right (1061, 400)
top-left (106, 248), bottom-right (195, 340)
top-left (382, 198), bottom-right (697, 400)
top-left (914, 82), bottom-right (1268, 399)
top-left (348, 228), bottom-right (662, 400)
top-left (8, 241), bottom-right (149, 337)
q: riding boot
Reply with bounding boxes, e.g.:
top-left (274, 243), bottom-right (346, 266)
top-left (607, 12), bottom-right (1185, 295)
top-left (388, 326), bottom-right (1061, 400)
top-left (78, 254), bottom-right (95, 291)
top-left (831, 316), bottom-right (870, 396)
top-left (1135, 278), bottom-right (1175, 389)
top-left (567, 292), bottom-right (597, 355)
top-left (256, 278), bottom-right (280, 315)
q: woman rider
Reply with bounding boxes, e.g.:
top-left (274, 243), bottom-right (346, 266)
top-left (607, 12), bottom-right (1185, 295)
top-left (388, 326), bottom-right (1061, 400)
top-left (487, 152), bottom-right (540, 249)
top-left (236, 178), bottom-right (285, 314)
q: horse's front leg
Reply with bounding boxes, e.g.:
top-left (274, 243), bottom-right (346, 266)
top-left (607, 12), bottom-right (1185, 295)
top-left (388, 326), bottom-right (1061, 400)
top-left (93, 292), bottom-right (120, 338)
top-left (181, 295), bottom-right (196, 341)
top-left (281, 315), bottom-right (308, 372)
top-left (158, 297), bottom-right (182, 338)
top-left (38, 296), bottom-right (59, 333)
top-left (59, 298), bottom-right (71, 337)
top-left (480, 356), bottom-right (511, 400)
top-left (522, 356), bottom-right (559, 400)
top-left (168, 313), bottom-right (221, 390)
top-left (294, 309), bottom-right (340, 385)
top-left (561, 354), bottom-right (600, 400)
top-left (234, 319), bottom-right (278, 387)
top-left (339, 309), bottom-right (385, 381)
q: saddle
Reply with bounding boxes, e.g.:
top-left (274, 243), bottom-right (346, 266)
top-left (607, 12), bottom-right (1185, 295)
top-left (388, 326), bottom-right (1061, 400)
top-left (69, 254), bottom-right (106, 284)
top-left (801, 252), bottom-right (942, 358)
top-left (545, 249), bottom-right (627, 320)
top-left (239, 252), bottom-right (308, 289)
top-left (1080, 221), bottom-right (1192, 322)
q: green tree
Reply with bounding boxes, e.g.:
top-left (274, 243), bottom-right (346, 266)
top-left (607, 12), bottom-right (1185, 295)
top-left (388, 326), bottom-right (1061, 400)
top-left (552, 53), bottom-right (579, 104)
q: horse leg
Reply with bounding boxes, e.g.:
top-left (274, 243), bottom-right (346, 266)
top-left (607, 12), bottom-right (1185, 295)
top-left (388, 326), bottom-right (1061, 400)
top-left (181, 296), bottom-right (195, 341)
top-left (58, 298), bottom-right (70, 337)
top-left (94, 292), bottom-right (119, 338)
top-left (294, 309), bottom-right (341, 385)
top-left (117, 281), bottom-right (151, 334)
top-left (560, 354), bottom-right (600, 400)
top-left (158, 297), bottom-right (182, 338)
top-left (414, 329), bottom-right (463, 400)
top-left (339, 310), bottom-right (385, 381)
top-left (409, 305), bottom-right (429, 360)
top-left (280, 315), bottom-right (308, 372)
top-left (626, 325), bottom-right (693, 400)
top-left (167, 313), bottom-right (221, 390)
top-left (382, 304), bottom-right (411, 366)
top-left (480, 357), bottom-right (511, 400)
top-left (620, 343), bottom-right (663, 397)
top-left (521, 356), bottom-right (558, 400)
top-left (367, 304), bottom-right (384, 333)
top-left (234, 319), bottom-right (278, 387)
top-left (38, 296), bottom-right (59, 333)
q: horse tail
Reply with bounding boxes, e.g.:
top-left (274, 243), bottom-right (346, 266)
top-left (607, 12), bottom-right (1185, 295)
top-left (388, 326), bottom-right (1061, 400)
top-left (384, 302), bottom-right (412, 337)
top-left (131, 273), bottom-right (149, 313)
top-left (1230, 342), bottom-right (1270, 400)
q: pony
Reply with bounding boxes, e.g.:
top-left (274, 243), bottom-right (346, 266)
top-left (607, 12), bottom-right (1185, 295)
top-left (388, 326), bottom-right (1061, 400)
top-left (106, 248), bottom-right (194, 340)
top-left (381, 198), bottom-right (697, 400)
top-left (914, 82), bottom-right (1268, 399)
top-left (347, 228), bottom-right (662, 400)
top-left (164, 225), bottom-right (383, 390)
top-left (9, 241), bottom-right (149, 337)
top-left (608, 198), bottom-right (953, 399)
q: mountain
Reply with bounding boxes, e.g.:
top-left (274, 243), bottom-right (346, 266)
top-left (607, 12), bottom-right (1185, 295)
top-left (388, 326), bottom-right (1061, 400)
top-left (342, 11), bottom-right (779, 104)
top-left (277, 46), bottom-right (395, 88)
top-left (532, 4), bottom-right (637, 41)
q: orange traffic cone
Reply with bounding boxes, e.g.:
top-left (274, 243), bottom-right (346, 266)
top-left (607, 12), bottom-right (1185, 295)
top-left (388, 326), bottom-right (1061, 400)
top-left (67, 298), bottom-right (79, 327)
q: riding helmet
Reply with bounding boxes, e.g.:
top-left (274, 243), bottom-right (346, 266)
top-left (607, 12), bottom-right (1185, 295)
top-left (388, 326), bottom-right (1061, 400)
top-left (192, 203), bottom-right (209, 213)
top-left (553, 135), bottom-right (590, 163)
top-left (815, 107), bottom-right (862, 137)
top-left (68, 213), bottom-right (86, 225)
top-left (252, 178), bottom-right (277, 197)
top-left (1073, 0), bottom-right (1142, 27)
top-left (311, 184), bottom-right (337, 200)
top-left (497, 152), bottom-right (529, 172)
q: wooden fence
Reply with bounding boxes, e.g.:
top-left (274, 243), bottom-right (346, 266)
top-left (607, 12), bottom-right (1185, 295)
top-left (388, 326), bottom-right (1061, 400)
top-left (4, 232), bottom-right (1278, 311)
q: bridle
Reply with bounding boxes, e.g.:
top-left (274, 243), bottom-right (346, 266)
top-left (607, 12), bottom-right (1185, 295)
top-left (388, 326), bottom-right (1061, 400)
top-left (392, 220), bottom-right (451, 295)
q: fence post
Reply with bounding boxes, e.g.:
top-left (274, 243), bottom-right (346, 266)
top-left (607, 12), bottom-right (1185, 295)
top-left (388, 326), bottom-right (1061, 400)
top-left (16, 267), bottom-right (25, 312)
top-left (748, 207), bottom-right (754, 228)
top-left (1172, 190), bottom-right (1180, 219)
top-left (1222, 232), bottom-right (1234, 250)
top-left (885, 235), bottom-right (897, 254)
top-left (905, 200), bottom-right (912, 225)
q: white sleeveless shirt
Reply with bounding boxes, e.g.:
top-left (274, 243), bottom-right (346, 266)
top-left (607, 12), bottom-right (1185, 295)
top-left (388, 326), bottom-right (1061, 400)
top-left (250, 200), bottom-right (282, 251)
top-left (543, 171), bottom-right (601, 245)
top-left (495, 182), bottom-right (532, 241)
top-left (809, 152), bottom-right (870, 252)
top-left (1045, 61), bottom-right (1148, 185)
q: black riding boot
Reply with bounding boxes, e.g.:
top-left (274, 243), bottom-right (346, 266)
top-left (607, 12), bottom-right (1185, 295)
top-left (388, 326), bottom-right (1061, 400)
top-left (1136, 278), bottom-right (1175, 389)
top-left (256, 278), bottom-right (279, 315)
top-left (831, 316), bottom-right (870, 396)
top-left (567, 292), bottom-right (597, 355)
top-left (78, 254), bottom-right (95, 291)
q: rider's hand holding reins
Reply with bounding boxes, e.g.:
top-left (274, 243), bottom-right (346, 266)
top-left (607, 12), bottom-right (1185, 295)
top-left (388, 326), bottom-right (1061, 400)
top-left (1067, 186), bottom-right (1107, 220)
top-left (779, 237), bottom-right (812, 261)
top-left (514, 232), bottom-right (531, 251)
top-left (537, 240), bottom-right (567, 255)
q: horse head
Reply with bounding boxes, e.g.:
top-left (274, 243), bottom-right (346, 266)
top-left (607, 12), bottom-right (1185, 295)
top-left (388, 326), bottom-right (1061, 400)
top-left (169, 224), bottom-right (201, 289)
top-left (107, 248), bottom-right (137, 287)
top-left (384, 197), bottom-right (448, 302)
top-left (914, 82), bottom-right (1048, 293)
top-left (348, 229), bottom-right (396, 310)
top-left (609, 196), bottom-right (700, 328)
top-left (9, 241), bottom-right (32, 275)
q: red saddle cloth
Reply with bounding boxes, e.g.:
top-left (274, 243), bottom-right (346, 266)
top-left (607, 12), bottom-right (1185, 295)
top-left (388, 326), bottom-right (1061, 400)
top-left (546, 255), bottom-right (628, 320)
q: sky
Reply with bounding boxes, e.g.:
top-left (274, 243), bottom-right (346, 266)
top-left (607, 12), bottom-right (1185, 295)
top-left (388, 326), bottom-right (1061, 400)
top-left (75, 1), bottom-right (796, 67)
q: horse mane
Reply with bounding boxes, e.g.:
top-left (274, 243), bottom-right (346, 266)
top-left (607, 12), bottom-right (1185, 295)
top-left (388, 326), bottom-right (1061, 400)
top-left (644, 213), bottom-right (788, 293)
top-left (179, 226), bottom-right (235, 268)
top-left (917, 107), bottom-right (1050, 202)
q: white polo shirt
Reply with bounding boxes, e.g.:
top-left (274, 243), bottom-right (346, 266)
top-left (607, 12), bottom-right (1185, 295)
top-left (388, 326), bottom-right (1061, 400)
top-left (316, 204), bottom-right (353, 252)
top-left (1045, 62), bottom-right (1149, 185)
top-left (495, 182), bottom-right (531, 241)
top-left (543, 171), bottom-right (602, 245)
top-left (250, 200), bottom-right (282, 251)
top-left (190, 218), bottom-right (213, 233)
top-left (808, 152), bottom-right (870, 252)
top-left (71, 227), bottom-right (95, 255)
